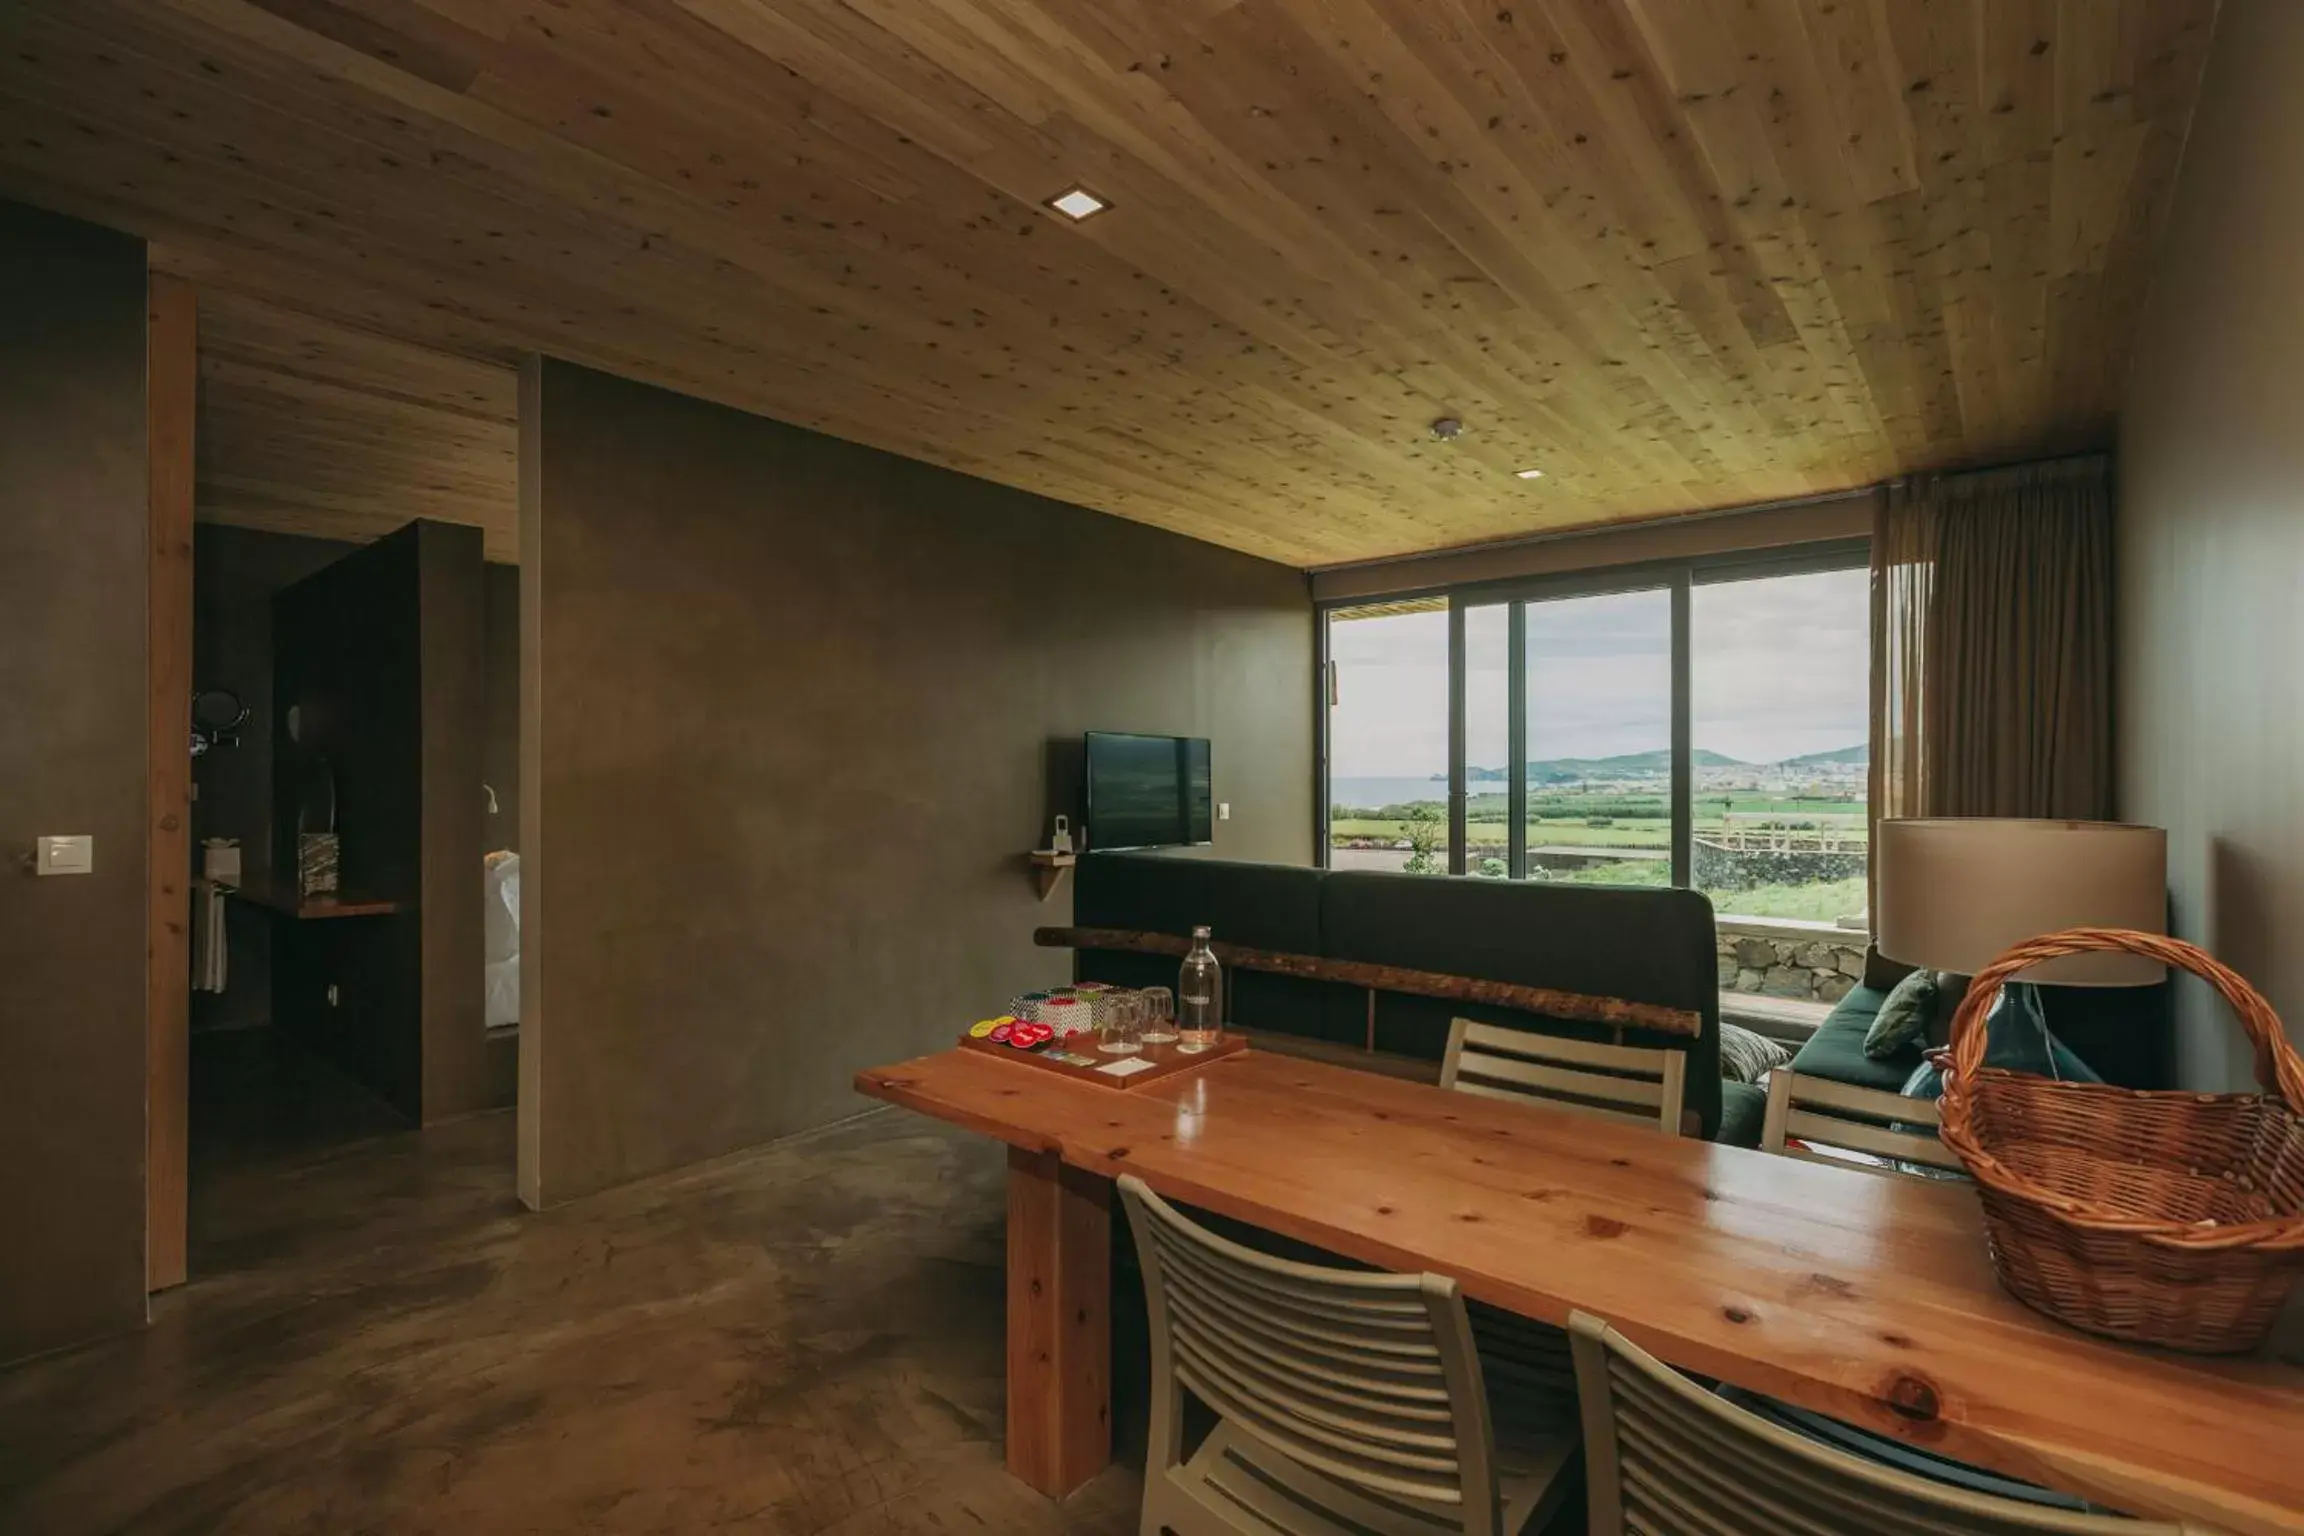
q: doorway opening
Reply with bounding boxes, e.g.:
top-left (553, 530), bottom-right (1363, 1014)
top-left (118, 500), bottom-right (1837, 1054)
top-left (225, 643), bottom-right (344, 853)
top-left (159, 284), bottom-right (523, 1291)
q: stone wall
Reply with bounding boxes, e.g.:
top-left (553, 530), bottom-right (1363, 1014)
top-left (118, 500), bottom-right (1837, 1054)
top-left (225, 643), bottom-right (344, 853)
top-left (1715, 918), bottom-right (1866, 1004)
top-left (1691, 839), bottom-right (1867, 891)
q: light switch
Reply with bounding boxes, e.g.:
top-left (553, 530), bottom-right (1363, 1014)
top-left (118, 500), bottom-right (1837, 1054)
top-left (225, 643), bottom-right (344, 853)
top-left (36, 835), bottom-right (93, 876)
top-left (1218, 802), bottom-right (1231, 821)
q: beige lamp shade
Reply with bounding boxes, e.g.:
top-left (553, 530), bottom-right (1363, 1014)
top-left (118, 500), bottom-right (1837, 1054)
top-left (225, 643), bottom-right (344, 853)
top-left (1874, 819), bottom-right (2168, 985)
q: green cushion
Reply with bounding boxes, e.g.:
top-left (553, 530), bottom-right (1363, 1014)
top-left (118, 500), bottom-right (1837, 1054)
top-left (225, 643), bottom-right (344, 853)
top-left (1864, 968), bottom-right (1941, 1060)
top-left (1789, 997), bottom-right (1924, 1094)
top-left (1715, 1080), bottom-right (1768, 1148)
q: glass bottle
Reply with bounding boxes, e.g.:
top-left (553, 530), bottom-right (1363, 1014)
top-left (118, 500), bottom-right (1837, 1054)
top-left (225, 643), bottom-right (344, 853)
top-left (1177, 926), bottom-right (1223, 1053)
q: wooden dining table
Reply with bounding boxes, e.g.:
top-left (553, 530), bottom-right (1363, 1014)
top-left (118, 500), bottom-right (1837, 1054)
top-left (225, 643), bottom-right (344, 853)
top-left (854, 1044), bottom-right (2304, 1534)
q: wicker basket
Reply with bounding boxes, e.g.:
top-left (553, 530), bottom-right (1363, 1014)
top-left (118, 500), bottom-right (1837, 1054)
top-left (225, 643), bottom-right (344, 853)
top-left (1936, 927), bottom-right (2304, 1353)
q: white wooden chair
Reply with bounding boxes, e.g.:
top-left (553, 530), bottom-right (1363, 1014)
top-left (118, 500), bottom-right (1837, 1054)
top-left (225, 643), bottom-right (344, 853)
top-left (1118, 1175), bottom-right (1578, 1536)
top-left (1441, 1017), bottom-right (1688, 1137)
top-left (1760, 1070), bottom-right (1967, 1178)
top-left (1566, 1312), bottom-right (2189, 1535)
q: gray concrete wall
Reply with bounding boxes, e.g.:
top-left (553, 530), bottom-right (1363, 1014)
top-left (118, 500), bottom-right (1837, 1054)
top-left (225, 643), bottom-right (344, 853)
top-left (0, 200), bottom-right (151, 1361)
top-left (519, 359), bottom-right (1314, 1205)
top-left (2116, 0), bottom-right (2304, 1088)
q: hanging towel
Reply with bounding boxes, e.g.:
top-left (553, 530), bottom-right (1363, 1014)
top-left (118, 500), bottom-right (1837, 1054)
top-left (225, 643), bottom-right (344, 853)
top-left (484, 852), bottom-right (520, 1029)
top-left (192, 878), bottom-right (230, 994)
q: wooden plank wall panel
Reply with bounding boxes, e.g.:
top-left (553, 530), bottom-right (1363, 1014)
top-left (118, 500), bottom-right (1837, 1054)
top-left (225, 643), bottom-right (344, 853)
top-left (514, 354), bottom-right (544, 1212)
top-left (0, 0), bottom-right (2222, 566)
top-left (144, 268), bottom-right (195, 1294)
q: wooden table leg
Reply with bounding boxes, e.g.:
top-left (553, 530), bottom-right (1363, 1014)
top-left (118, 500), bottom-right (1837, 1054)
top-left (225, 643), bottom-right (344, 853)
top-left (1005, 1145), bottom-right (1111, 1498)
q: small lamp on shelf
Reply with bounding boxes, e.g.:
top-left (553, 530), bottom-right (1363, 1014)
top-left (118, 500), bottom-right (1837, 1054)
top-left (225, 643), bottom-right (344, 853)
top-left (1028, 815), bottom-right (1078, 902)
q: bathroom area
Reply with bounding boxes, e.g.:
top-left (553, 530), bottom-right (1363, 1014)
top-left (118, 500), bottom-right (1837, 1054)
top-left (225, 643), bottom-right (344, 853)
top-left (187, 519), bottom-right (521, 1184)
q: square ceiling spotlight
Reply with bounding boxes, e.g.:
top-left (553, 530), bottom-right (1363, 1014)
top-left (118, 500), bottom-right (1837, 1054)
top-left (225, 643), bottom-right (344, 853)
top-left (1514, 467), bottom-right (1546, 480)
top-left (1047, 185), bottom-right (1110, 221)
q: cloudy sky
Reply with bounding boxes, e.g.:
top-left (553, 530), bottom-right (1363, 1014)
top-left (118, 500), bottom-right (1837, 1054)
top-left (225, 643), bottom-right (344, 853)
top-left (1330, 567), bottom-right (1869, 778)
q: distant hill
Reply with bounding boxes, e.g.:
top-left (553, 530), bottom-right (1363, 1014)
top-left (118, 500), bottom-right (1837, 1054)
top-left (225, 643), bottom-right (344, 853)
top-left (1462, 743), bottom-right (1864, 781)
top-left (1777, 743), bottom-right (1868, 767)
top-left (1468, 749), bottom-right (1745, 782)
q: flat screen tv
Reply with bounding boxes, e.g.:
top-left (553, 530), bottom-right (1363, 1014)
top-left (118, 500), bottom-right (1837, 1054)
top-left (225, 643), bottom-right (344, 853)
top-left (1083, 732), bottom-right (1213, 851)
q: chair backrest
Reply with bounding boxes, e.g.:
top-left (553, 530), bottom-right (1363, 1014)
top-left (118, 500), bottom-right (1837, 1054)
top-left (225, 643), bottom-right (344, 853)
top-left (1442, 1018), bottom-right (1689, 1136)
top-left (1117, 1174), bottom-right (1505, 1536)
top-left (1760, 1070), bottom-right (1966, 1177)
top-left (1565, 1312), bottom-right (2186, 1536)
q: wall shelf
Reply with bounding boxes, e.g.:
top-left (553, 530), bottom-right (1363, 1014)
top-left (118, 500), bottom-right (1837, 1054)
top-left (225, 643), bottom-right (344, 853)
top-left (232, 876), bottom-right (402, 921)
top-left (1026, 851), bottom-right (1076, 901)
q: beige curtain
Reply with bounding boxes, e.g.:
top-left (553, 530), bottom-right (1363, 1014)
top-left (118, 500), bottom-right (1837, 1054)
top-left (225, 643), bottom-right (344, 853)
top-left (1869, 457), bottom-right (2115, 863)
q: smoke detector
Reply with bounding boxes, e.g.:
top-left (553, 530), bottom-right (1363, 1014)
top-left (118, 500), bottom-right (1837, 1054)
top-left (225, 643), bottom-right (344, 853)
top-left (1428, 417), bottom-right (1464, 441)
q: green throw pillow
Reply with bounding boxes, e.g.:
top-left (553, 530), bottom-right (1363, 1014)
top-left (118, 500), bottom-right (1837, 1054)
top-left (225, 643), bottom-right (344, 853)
top-left (1864, 968), bottom-right (1940, 1060)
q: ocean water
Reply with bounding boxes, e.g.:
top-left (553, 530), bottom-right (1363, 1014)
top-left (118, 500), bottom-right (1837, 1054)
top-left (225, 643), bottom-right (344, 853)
top-left (1329, 775), bottom-right (1451, 810)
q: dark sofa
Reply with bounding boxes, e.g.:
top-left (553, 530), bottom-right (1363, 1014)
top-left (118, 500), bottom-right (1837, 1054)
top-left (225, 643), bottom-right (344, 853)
top-left (1074, 853), bottom-right (1766, 1144)
top-left (1790, 950), bottom-right (2173, 1094)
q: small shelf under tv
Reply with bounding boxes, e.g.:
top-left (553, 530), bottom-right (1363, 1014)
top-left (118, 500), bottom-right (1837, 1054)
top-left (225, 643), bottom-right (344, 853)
top-left (1026, 850), bottom-right (1076, 901)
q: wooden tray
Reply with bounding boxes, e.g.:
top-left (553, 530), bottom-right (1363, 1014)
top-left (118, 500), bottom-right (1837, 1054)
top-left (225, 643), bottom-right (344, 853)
top-left (956, 1031), bottom-right (1248, 1089)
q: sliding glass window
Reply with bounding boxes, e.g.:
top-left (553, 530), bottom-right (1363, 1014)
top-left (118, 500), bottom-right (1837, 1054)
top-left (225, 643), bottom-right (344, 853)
top-left (1320, 542), bottom-right (1868, 923)
top-left (1323, 601), bottom-right (1451, 874)
top-left (1461, 604), bottom-right (1509, 877)
top-left (1521, 586), bottom-right (1674, 888)
top-left (1689, 560), bottom-right (1870, 925)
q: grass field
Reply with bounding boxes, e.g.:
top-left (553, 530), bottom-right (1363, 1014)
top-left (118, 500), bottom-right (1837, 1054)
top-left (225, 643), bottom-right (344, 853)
top-left (1535, 863), bottom-right (1865, 922)
top-left (1338, 791), bottom-right (1863, 818)
top-left (1335, 818), bottom-right (1674, 846)
top-left (1701, 876), bottom-right (1867, 922)
top-left (1334, 789), bottom-right (1869, 923)
top-left (1472, 862), bottom-right (1867, 922)
top-left (1331, 813), bottom-right (1867, 847)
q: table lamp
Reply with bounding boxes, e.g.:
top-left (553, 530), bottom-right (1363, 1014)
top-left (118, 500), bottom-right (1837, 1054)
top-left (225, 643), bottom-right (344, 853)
top-left (1875, 818), bottom-right (2168, 985)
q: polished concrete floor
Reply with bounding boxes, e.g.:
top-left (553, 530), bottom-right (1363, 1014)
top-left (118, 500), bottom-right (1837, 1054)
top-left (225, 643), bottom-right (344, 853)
top-left (0, 1034), bottom-right (1141, 1534)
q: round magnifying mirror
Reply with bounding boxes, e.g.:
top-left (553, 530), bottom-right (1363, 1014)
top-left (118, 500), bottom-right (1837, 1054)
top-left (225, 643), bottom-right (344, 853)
top-left (192, 688), bottom-right (250, 736)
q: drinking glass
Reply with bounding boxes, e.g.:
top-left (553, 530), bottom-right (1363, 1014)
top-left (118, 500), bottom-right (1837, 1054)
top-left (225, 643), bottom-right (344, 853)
top-left (1139, 986), bottom-right (1178, 1045)
top-left (1097, 993), bottom-right (1144, 1055)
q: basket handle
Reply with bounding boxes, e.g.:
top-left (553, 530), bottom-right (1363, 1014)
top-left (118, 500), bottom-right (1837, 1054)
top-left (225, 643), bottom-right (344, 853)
top-left (1941, 927), bottom-right (2304, 1113)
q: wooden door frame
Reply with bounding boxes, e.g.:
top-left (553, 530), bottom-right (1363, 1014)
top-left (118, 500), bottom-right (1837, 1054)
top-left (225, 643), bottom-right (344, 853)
top-left (146, 268), bottom-right (195, 1292)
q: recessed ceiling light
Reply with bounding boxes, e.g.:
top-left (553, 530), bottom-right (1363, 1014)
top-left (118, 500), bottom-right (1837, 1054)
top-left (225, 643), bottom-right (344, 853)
top-left (1047, 186), bottom-right (1109, 221)
top-left (1515, 467), bottom-right (1546, 480)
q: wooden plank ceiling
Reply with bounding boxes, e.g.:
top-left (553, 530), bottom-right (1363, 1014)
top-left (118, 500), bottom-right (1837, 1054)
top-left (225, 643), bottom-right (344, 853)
top-left (199, 291), bottom-right (518, 560)
top-left (0, 0), bottom-right (2219, 567)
